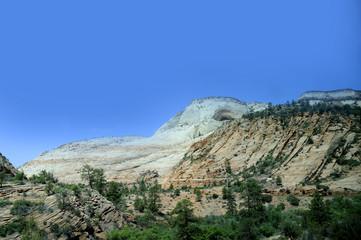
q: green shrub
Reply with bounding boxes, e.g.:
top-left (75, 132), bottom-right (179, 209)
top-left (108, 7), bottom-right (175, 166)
top-left (29, 170), bottom-right (57, 184)
top-left (10, 200), bottom-right (44, 216)
top-left (20, 217), bottom-right (46, 240)
top-left (0, 198), bottom-right (11, 208)
top-left (338, 158), bottom-right (360, 167)
top-left (0, 217), bottom-right (26, 237)
top-left (45, 181), bottom-right (54, 195)
top-left (262, 194), bottom-right (273, 203)
top-left (134, 196), bottom-right (146, 212)
top-left (174, 189), bottom-right (180, 197)
top-left (287, 194), bottom-right (300, 206)
top-left (259, 222), bottom-right (276, 237)
top-left (15, 171), bottom-right (26, 181)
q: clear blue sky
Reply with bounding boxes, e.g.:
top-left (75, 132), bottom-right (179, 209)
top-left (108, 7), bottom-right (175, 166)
top-left (1, 1), bottom-right (360, 167)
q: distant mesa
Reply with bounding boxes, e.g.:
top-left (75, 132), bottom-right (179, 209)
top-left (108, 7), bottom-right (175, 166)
top-left (298, 89), bottom-right (361, 106)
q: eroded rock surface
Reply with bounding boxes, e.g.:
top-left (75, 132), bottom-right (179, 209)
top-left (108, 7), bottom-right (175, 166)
top-left (164, 112), bottom-right (361, 195)
top-left (0, 183), bottom-right (131, 239)
top-left (20, 97), bottom-right (266, 183)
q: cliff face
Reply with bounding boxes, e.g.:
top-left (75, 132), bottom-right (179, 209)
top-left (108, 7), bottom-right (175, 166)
top-left (20, 97), bottom-right (267, 183)
top-left (164, 112), bottom-right (361, 194)
top-left (298, 89), bottom-right (361, 106)
top-left (0, 153), bottom-right (18, 176)
top-left (19, 91), bottom-right (361, 190)
top-left (0, 183), bottom-right (131, 239)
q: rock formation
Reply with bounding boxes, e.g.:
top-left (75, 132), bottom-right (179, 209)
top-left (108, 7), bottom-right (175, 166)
top-left (20, 97), bottom-right (267, 183)
top-left (164, 112), bottom-right (361, 194)
top-left (0, 183), bottom-right (131, 239)
top-left (298, 89), bottom-right (361, 106)
top-left (0, 153), bottom-right (18, 176)
top-left (19, 90), bottom-right (360, 195)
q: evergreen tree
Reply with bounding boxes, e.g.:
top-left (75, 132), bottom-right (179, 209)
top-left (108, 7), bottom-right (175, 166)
top-left (225, 159), bottom-right (232, 174)
top-left (134, 196), bottom-right (146, 212)
top-left (81, 164), bottom-right (96, 188)
top-left (171, 199), bottom-right (198, 240)
top-left (276, 176), bottom-right (282, 186)
top-left (240, 179), bottom-right (263, 213)
top-left (0, 171), bottom-right (5, 187)
top-left (93, 168), bottom-right (106, 194)
top-left (226, 190), bottom-right (237, 216)
top-left (139, 179), bottom-right (147, 193)
top-left (222, 186), bottom-right (228, 200)
top-left (147, 181), bottom-right (162, 212)
top-left (45, 181), bottom-right (54, 195)
top-left (105, 181), bottom-right (122, 205)
top-left (309, 191), bottom-right (329, 225)
top-left (194, 188), bottom-right (202, 202)
top-left (81, 165), bottom-right (106, 194)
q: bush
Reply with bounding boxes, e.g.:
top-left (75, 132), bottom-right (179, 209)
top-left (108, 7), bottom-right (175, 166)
top-left (134, 196), bottom-right (146, 212)
top-left (29, 170), bottom-right (57, 184)
top-left (0, 217), bottom-right (26, 237)
top-left (287, 194), bottom-right (300, 206)
top-left (21, 217), bottom-right (46, 240)
top-left (276, 176), bottom-right (282, 186)
top-left (45, 181), bottom-right (54, 195)
top-left (174, 189), bottom-right (180, 197)
top-left (0, 198), bottom-right (11, 208)
top-left (15, 171), bottom-right (26, 181)
top-left (10, 200), bottom-right (44, 216)
top-left (259, 222), bottom-right (276, 237)
top-left (262, 194), bottom-right (273, 203)
top-left (212, 193), bottom-right (219, 199)
top-left (338, 158), bottom-right (360, 167)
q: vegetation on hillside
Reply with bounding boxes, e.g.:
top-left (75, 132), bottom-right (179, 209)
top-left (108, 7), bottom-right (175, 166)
top-left (243, 101), bottom-right (361, 121)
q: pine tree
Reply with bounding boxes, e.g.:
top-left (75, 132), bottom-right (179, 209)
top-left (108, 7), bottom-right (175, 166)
top-left (171, 199), bottom-right (198, 240)
top-left (106, 181), bottom-right (123, 205)
top-left (225, 159), bottom-right (232, 174)
top-left (194, 188), bottom-right (202, 202)
top-left (226, 190), bottom-right (237, 216)
top-left (240, 179), bottom-right (263, 212)
top-left (0, 171), bottom-right (6, 188)
top-left (147, 181), bottom-right (162, 212)
top-left (309, 191), bottom-right (329, 225)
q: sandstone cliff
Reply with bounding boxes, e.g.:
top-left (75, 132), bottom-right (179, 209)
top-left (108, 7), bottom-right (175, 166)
top-left (298, 89), bottom-right (361, 106)
top-left (164, 112), bottom-right (361, 195)
top-left (19, 97), bottom-right (267, 183)
top-left (0, 153), bottom-right (18, 176)
top-left (19, 90), bottom-right (361, 193)
top-left (0, 183), bottom-right (132, 239)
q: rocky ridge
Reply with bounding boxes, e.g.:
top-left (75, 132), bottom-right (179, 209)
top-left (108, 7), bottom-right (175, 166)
top-left (0, 153), bottom-right (18, 176)
top-left (298, 89), bottom-right (361, 106)
top-left (20, 97), bottom-right (267, 183)
top-left (164, 112), bottom-right (361, 195)
top-left (0, 182), bottom-right (132, 239)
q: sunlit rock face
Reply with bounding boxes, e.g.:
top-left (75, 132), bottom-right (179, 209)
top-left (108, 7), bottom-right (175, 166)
top-left (20, 90), bottom-right (360, 187)
top-left (298, 89), bottom-right (361, 106)
top-left (0, 153), bottom-right (18, 176)
top-left (20, 97), bottom-right (267, 183)
top-left (153, 97), bottom-right (267, 142)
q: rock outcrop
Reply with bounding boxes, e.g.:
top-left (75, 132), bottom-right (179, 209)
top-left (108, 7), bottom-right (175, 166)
top-left (164, 112), bottom-right (361, 195)
top-left (19, 97), bottom-right (267, 183)
top-left (0, 183), bottom-right (131, 239)
top-left (0, 153), bottom-right (18, 176)
top-left (298, 89), bottom-right (361, 106)
top-left (19, 90), bottom-right (360, 192)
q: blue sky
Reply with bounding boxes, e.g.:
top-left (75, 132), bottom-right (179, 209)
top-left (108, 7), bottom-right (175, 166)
top-left (1, 0), bottom-right (360, 167)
